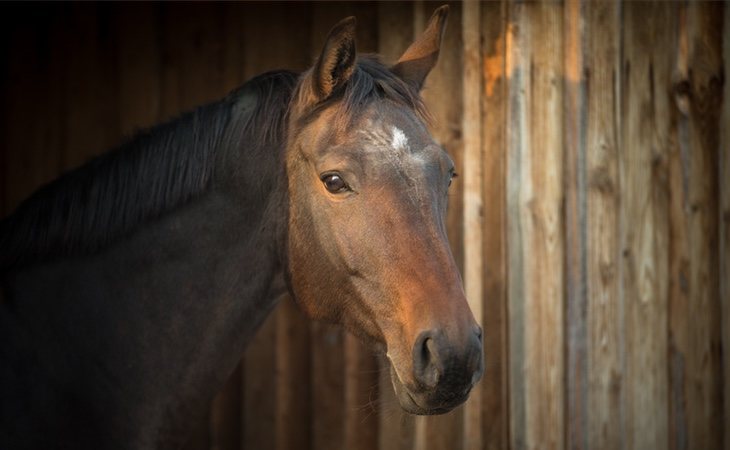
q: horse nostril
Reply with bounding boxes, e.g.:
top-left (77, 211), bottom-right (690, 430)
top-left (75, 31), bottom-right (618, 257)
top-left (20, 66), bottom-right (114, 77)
top-left (412, 330), bottom-right (442, 389)
top-left (474, 325), bottom-right (483, 341)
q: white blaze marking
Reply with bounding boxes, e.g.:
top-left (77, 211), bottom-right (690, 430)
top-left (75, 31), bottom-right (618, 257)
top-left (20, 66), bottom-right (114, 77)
top-left (391, 126), bottom-right (409, 152)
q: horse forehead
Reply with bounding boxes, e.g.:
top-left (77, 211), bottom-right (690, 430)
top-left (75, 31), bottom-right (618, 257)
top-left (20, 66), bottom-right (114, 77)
top-left (355, 113), bottom-right (434, 157)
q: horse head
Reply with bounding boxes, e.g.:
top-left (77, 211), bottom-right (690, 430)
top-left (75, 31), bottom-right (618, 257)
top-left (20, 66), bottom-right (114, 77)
top-left (284, 5), bottom-right (483, 415)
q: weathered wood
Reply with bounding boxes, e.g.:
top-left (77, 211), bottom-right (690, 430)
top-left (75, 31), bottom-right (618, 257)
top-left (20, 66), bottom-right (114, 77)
top-left (721, 6), bottom-right (730, 450)
top-left (343, 333), bottom-right (379, 450)
top-left (506, 2), bottom-right (565, 449)
top-left (583, 3), bottom-right (622, 450)
top-left (209, 364), bottom-right (242, 450)
top-left (479, 1), bottom-right (509, 449)
top-left (310, 322), bottom-right (345, 450)
top-left (275, 297), bottom-right (312, 450)
top-left (669, 3), bottom-right (724, 450)
top-left (1, 5), bottom-right (64, 213)
top-left (461, 1), bottom-right (482, 449)
top-left (563, 0), bottom-right (588, 448)
top-left (113, 3), bottom-right (161, 136)
top-left (620, 3), bottom-right (673, 449)
top-left (62, 3), bottom-right (120, 169)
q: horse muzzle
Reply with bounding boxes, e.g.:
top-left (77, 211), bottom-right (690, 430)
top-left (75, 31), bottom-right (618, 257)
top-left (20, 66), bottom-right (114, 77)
top-left (389, 325), bottom-right (484, 415)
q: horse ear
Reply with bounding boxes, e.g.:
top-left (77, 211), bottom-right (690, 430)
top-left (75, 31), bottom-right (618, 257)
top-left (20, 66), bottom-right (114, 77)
top-left (311, 16), bottom-right (357, 101)
top-left (391, 5), bottom-right (449, 90)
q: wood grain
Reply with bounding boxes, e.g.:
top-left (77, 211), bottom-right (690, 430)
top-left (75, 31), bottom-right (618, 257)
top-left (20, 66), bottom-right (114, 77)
top-left (506, 2), bottom-right (565, 449)
top-left (722, 6), bottom-right (730, 450)
top-left (669, 3), bottom-right (724, 450)
top-left (620, 4), bottom-right (673, 449)
top-left (461, 1), bottom-right (483, 449)
top-left (584, 3), bottom-right (622, 450)
top-left (563, 1), bottom-right (588, 447)
top-left (479, 1), bottom-right (508, 449)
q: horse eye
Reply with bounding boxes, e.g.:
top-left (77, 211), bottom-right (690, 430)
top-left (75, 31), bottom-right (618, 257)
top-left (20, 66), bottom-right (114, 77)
top-left (322, 174), bottom-right (348, 193)
top-left (448, 172), bottom-right (459, 188)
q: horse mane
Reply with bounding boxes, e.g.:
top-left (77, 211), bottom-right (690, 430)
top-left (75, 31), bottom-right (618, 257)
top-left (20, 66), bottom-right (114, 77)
top-left (292, 55), bottom-right (431, 130)
top-left (0, 70), bottom-right (298, 270)
top-left (0, 55), bottom-right (426, 270)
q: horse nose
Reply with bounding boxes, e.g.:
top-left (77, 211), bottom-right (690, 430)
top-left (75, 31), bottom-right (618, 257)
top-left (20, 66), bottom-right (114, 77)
top-left (413, 330), bottom-right (443, 388)
top-left (412, 326), bottom-right (483, 390)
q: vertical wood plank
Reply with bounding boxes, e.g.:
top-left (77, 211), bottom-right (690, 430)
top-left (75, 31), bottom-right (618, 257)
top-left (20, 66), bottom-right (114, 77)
top-left (583, 2), bottom-right (622, 450)
top-left (243, 313), bottom-right (277, 449)
top-left (461, 1), bottom-right (483, 449)
top-left (343, 332), bottom-right (379, 450)
top-left (670, 3), bottom-right (724, 450)
top-left (721, 5), bottom-right (730, 450)
top-left (113, 3), bottom-right (161, 136)
top-left (506, 2), bottom-right (565, 449)
top-left (563, 0), bottom-right (588, 448)
top-left (210, 365), bottom-right (242, 450)
top-left (620, 4), bottom-right (674, 449)
top-left (480, 1), bottom-right (509, 449)
top-left (275, 297), bottom-right (312, 450)
top-left (1, 5), bottom-right (65, 213)
top-left (62, 3), bottom-right (120, 170)
top-left (310, 322), bottom-right (345, 450)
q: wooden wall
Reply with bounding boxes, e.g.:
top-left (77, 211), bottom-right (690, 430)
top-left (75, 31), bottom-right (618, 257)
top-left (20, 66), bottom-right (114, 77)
top-left (1, 2), bottom-right (728, 449)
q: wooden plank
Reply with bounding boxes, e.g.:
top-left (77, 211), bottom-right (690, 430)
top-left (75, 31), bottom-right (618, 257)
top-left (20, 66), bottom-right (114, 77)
top-left (62, 3), bottom-right (120, 170)
top-left (505, 2), bottom-right (565, 449)
top-left (721, 5), bottom-right (730, 450)
top-left (310, 322), bottom-right (345, 450)
top-left (3, 5), bottom-right (65, 212)
top-left (461, 1), bottom-right (482, 449)
top-left (582, 2), bottom-right (622, 450)
top-left (113, 3), bottom-right (161, 136)
top-left (479, 1), bottom-right (508, 449)
top-left (669, 3), bottom-right (724, 450)
top-left (377, 1), bottom-right (414, 63)
top-left (210, 364), bottom-right (242, 450)
top-left (241, 2), bottom-right (312, 80)
top-left (243, 312), bottom-right (278, 449)
top-left (563, 0), bottom-right (588, 448)
top-left (343, 332), bottom-right (379, 450)
top-left (619, 3), bottom-right (673, 449)
top-left (275, 297), bottom-right (312, 450)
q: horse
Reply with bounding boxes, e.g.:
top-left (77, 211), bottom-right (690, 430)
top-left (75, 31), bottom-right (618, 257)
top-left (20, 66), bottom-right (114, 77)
top-left (0, 5), bottom-right (483, 449)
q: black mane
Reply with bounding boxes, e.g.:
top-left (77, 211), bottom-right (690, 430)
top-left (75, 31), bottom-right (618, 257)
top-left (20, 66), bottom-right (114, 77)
top-left (0, 70), bottom-right (297, 270)
top-left (0, 56), bottom-right (426, 270)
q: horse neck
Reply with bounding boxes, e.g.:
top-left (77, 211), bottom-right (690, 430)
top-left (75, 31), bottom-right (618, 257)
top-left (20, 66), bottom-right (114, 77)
top-left (0, 88), bottom-right (290, 447)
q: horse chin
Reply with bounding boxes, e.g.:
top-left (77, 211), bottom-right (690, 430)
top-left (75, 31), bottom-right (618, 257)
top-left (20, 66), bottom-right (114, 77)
top-left (388, 365), bottom-right (469, 416)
